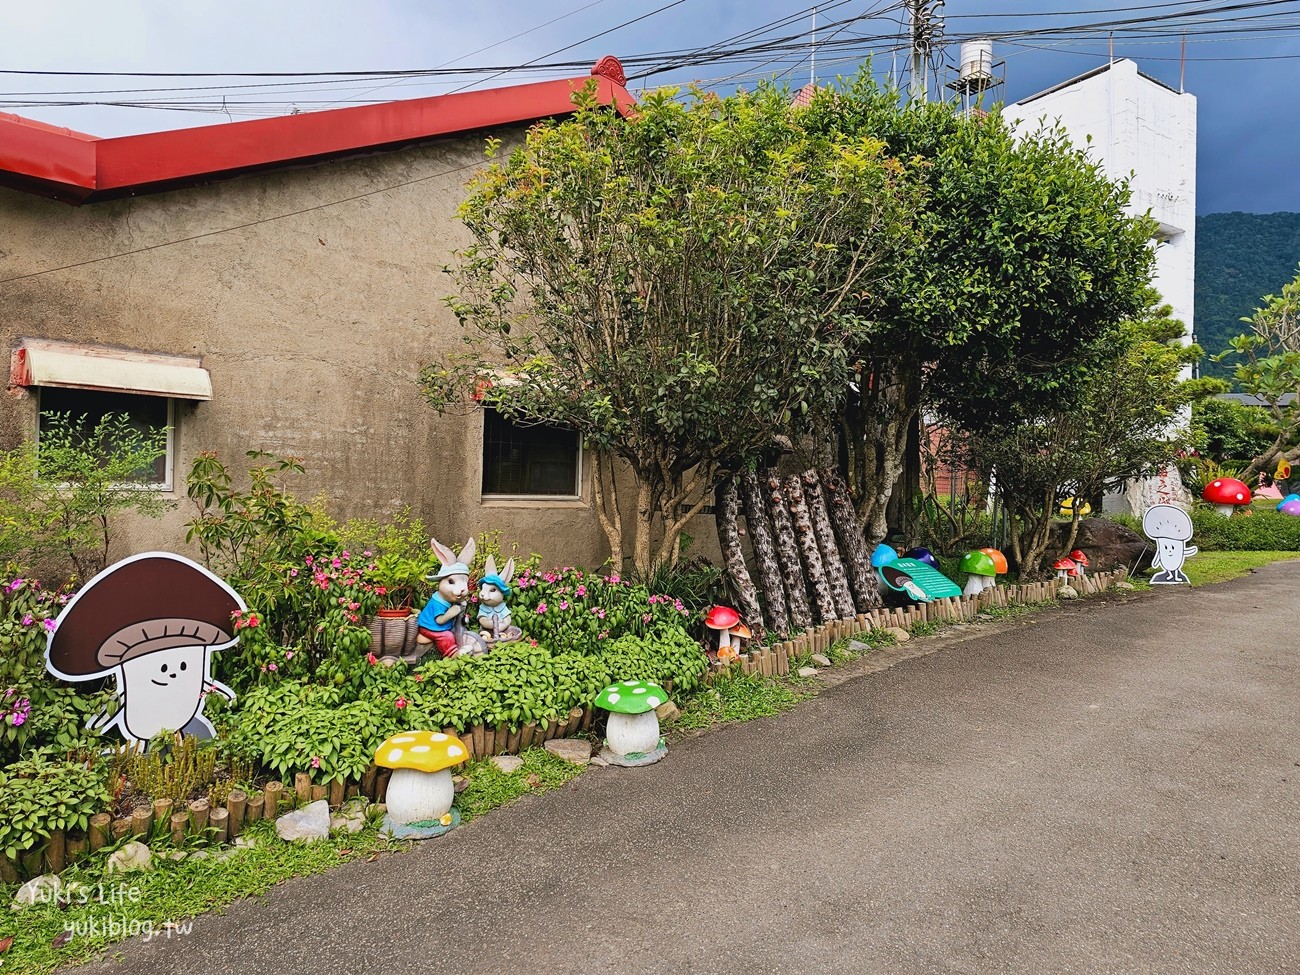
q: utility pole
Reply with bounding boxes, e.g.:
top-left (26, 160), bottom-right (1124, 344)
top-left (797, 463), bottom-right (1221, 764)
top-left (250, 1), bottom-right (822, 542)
top-left (908, 0), bottom-right (945, 103)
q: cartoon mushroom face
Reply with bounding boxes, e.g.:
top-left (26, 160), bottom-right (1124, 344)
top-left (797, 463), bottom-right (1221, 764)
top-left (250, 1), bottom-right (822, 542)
top-left (1202, 478), bottom-right (1252, 517)
top-left (45, 552), bottom-right (245, 748)
top-left (374, 731), bottom-right (467, 825)
top-left (596, 680), bottom-right (666, 756)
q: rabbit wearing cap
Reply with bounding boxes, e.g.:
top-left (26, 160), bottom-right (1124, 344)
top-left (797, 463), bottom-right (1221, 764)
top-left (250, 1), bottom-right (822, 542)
top-left (400, 536), bottom-right (485, 664)
top-left (477, 555), bottom-right (523, 645)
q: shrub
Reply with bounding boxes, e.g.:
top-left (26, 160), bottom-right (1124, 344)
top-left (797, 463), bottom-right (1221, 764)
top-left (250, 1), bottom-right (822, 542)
top-left (0, 748), bottom-right (110, 864)
top-left (1110, 508), bottom-right (1300, 552)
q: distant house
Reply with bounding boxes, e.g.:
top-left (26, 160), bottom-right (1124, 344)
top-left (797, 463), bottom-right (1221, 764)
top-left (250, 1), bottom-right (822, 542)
top-left (0, 58), bottom-right (645, 568)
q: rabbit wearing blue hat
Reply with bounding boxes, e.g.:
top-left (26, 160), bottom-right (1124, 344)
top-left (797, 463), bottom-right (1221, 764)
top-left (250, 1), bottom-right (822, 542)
top-left (478, 555), bottom-right (524, 645)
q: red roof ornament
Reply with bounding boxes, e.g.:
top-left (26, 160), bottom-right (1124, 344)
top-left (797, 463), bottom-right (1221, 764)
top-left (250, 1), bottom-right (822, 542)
top-left (591, 55), bottom-right (627, 87)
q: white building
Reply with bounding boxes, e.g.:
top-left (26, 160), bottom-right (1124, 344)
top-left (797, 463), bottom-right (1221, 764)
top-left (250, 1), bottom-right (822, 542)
top-left (1003, 58), bottom-right (1198, 513)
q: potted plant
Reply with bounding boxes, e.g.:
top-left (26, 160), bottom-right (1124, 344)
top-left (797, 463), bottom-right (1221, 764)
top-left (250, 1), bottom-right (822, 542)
top-left (368, 552), bottom-right (432, 658)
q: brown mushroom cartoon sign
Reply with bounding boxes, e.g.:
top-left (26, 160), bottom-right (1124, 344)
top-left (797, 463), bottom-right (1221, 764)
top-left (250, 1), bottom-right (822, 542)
top-left (45, 552), bottom-right (246, 748)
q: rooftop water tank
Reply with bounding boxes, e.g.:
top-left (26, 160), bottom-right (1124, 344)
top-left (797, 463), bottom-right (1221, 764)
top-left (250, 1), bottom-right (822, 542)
top-left (959, 38), bottom-right (994, 86)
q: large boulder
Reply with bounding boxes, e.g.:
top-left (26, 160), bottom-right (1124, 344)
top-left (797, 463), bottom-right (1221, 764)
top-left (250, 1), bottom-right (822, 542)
top-left (1050, 518), bottom-right (1150, 573)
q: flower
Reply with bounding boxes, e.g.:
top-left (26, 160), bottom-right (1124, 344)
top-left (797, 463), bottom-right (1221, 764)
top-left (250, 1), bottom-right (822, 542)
top-left (310, 756), bottom-right (321, 769)
top-left (5, 578), bottom-right (24, 593)
top-left (536, 602), bottom-right (548, 615)
top-left (290, 568), bottom-right (299, 577)
top-left (575, 585), bottom-right (587, 597)
top-left (395, 696), bottom-right (407, 709)
top-left (268, 663), bottom-right (278, 672)
top-left (367, 652), bottom-right (378, 665)
top-left (42, 618), bottom-right (56, 634)
top-left (413, 674), bottom-right (424, 683)
top-left (642, 613), bottom-right (653, 624)
top-left (558, 600), bottom-right (569, 611)
top-left (285, 650), bottom-right (294, 659)
top-left (20, 613), bottom-right (33, 627)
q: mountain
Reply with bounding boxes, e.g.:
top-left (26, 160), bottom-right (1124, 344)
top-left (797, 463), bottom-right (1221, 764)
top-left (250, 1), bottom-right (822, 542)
top-left (1194, 211), bottom-right (1300, 385)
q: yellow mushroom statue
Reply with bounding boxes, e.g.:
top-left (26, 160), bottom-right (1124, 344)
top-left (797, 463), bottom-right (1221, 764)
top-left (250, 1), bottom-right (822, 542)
top-left (374, 730), bottom-right (468, 838)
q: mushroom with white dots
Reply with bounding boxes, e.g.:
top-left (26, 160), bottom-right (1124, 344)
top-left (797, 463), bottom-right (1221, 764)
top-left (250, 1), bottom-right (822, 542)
top-left (596, 680), bottom-right (667, 757)
top-left (374, 730), bottom-right (468, 827)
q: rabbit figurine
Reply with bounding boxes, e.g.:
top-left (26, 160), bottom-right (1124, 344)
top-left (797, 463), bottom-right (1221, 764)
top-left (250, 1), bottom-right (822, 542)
top-left (394, 536), bottom-right (483, 665)
top-left (477, 555), bottom-right (523, 646)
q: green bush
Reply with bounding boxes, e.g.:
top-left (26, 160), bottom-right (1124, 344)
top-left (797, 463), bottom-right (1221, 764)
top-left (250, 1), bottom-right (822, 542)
top-left (0, 748), bottom-right (110, 863)
top-left (1189, 508), bottom-right (1300, 551)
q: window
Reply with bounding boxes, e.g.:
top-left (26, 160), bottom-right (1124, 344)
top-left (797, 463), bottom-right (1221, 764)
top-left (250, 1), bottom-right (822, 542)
top-left (38, 388), bottom-right (173, 488)
top-left (481, 407), bottom-right (581, 498)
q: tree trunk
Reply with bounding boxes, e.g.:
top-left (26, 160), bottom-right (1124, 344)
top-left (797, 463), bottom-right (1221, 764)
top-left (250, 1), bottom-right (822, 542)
top-left (715, 479), bottom-right (766, 641)
top-left (740, 470), bottom-right (791, 636)
top-left (592, 452), bottom-right (624, 571)
top-left (801, 470), bottom-right (855, 619)
top-left (818, 467), bottom-right (881, 611)
top-left (633, 476), bottom-right (656, 576)
top-left (784, 473), bottom-right (838, 623)
top-left (843, 358), bottom-right (920, 546)
top-left (762, 470), bottom-right (813, 631)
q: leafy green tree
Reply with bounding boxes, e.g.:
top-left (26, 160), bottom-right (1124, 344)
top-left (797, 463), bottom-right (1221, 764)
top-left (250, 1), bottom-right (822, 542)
top-left (1191, 397), bottom-right (1280, 463)
top-left (799, 77), bottom-right (1157, 542)
top-left (972, 292), bottom-right (1221, 573)
top-left (429, 83), bottom-right (917, 573)
top-left (1221, 265), bottom-right (1300, 477)
top-left (10, 412), bottom-right (171, 580)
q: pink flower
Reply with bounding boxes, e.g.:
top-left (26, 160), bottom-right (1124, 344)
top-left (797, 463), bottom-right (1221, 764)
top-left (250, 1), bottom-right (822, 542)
top-left (5, 578), bottom-right (24, 592)
top-left (42, 618), bottom-right (56, 634)
top-left (528, 639), bottom-right (538, 647)
top-left (310, 756), bottom-right (321, 769)
top-left (575, 585), bottom-right (587, 597)
top-left (285, 650), bottom-right (294, 659)
top-left (290, 568), bottom-right (299, 577)
top-left (536, 602), bottom-right (548, 614)
top-left (395, 696), bottom-right (407, 709)
top-left (642, 613), bottom-right (653, 623)
top-left (367, 652), bottom-right (378, 665)
top-left (20, 613), bottom-right (33, 627)
top-left (268, 663), bottom-right (278, 672)
top-left (413, 674), bottom-right (424, 682)
top-left (558, 600), bottom-right (569, 611)
top-left (331, 558), bottom-right (342, 569)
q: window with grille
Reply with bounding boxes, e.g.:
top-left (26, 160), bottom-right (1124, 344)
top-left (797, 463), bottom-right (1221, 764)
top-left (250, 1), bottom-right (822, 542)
top-left (481, 407), bottom-right (580, 498)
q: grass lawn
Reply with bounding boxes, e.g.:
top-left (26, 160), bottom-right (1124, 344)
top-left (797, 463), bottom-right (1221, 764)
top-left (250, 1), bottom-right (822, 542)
top-left (1185, 550), bottom-right (1300, 586)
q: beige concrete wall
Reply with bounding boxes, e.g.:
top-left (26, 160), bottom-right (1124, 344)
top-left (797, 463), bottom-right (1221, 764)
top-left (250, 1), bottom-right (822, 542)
top-left (0, 128), bottom-right (718, 572)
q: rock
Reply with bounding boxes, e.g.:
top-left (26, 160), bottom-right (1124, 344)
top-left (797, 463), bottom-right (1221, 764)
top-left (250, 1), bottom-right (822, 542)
top-left (543, 738), bottom-right (592, 765)
top-left (1115, 580), bottom-right (1136, 591)
top-left (166, 850), bottom-right (188, 861)
top-left (811, 653), bottom-right (832, 667)
top-left (330, 812), bottom-right (366, 834)
top-left (589, 753), bottom-right (610, 767)
top-left (885, 627), bottom-right (910, 643)
top-left (1050, 517), bottom-right (1151, 573)
top-left (105, 841), bottom-right (152, 874)
top-left (797, 666), bottom-right (819, 678)
top-left (846, 641), bottom-right (871, 655)
top-left (275, 799), bottom-right (331, 842)
top-left (234, 835), bottom-right (260, 849)
top-left (453, 776), bottom-right (468, 794)
top-left (654, 701), bottom-right (680, 723)
top-left (1058, 585), bottom-right (1078, 600)
top-left (11, 874), bottom-right (60, 910)
top-left (490, 755), bottom-right (524, 774)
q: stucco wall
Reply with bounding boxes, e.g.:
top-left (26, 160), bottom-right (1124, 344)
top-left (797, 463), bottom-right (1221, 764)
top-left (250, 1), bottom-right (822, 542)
top-left (0, 128), bottom-right (719, 572)
top-left (1003, 59), bottom-right (1198, 347)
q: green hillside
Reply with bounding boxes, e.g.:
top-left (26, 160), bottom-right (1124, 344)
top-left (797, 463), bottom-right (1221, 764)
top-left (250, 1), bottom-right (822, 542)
top-left (1195, 211), bottom-right (1300, 385)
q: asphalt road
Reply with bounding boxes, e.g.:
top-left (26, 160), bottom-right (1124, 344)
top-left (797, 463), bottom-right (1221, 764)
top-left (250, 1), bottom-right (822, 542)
top-left (79, 563), bottom-right (1300, 975)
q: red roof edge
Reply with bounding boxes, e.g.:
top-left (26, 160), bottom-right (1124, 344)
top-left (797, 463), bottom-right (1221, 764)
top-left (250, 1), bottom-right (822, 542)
top-left (0, 59), bottom-right (635, 205)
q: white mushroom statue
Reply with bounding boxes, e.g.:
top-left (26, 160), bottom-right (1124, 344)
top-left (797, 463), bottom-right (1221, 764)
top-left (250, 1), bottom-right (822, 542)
top-left (596, 680), bottom-right (667, 757)
top-left (374, 731), bottom-right (467, 827)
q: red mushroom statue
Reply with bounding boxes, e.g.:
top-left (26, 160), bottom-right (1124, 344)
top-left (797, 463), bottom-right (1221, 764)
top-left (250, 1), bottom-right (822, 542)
top-left (1201, 478), bottom-right (1252, 517)
top-left (1051, 557), bottom-right (1077, 582)
top-left (703, 605), bottom-right (741, 652)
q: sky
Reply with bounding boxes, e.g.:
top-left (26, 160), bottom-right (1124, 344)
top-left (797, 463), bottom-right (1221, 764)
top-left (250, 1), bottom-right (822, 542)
top-left (1, 0), bottom-right (1296, 214)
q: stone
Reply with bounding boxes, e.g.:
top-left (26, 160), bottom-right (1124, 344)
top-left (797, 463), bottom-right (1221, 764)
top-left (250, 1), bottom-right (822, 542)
top-left (1050, 517), bottom-right (1150, 573)
top-left (811, 653), bottom-right (832, 667)
top-left (797, 666), bottom-right (819, 678)
top-left (1058, 585), bottom-right (1078, 600)
top-left (234, 835), bottom-right (260, 849)
top-left (11, 874), bottom-right (60, 910)
top-left (654, 701), bottom-right (680, 723)
top-left (490, 755), bottom-right (524, 774)
top-left (275, 799), bottom-right (331, 842)
top-left (846, 641), bottom-right (871, 655)
top-left (105, 841), bottom-right (152, 874)
top-left (330, 812), bottom-right (366, 834)
top-left (885, 627), bottom-right (910, 643)
top-left (453, 776), bottom-right (468, 794)
top-left (543, 738), bottom-right (592, 765)
top-left (1115, 580), bottom-right (1136, 591)
top-left (597, 742), bottom-right (667, 767)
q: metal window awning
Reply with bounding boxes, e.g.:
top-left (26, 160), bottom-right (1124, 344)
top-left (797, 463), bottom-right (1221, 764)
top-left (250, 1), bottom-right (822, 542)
top-left (9, 337), bottom-right (212, 400)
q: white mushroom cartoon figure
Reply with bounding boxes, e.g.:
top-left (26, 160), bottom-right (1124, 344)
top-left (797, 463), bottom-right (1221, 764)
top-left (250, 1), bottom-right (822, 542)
top-left (1142, 504), bottom-right (1197, 586)
top-left (45, 552), bottom-right (245, 748)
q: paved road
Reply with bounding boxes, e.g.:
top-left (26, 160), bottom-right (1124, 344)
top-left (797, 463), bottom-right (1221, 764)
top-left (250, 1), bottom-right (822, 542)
top-left (81, 563), bottom-right (1300, 975)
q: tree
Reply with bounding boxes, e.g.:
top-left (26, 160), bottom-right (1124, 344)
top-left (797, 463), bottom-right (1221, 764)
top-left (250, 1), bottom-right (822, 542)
top-left (971, 292), bottom-right (1220, 573)
top-left (428, 83), bottom-right (917, 574)
top-left (1222, 265), bottom-right (1300, 477)
top-left (799, 77), bottom-right (1157, 542)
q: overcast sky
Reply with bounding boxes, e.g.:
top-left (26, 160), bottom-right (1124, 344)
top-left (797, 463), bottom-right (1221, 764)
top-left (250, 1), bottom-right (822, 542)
top-left (1, 0), bottom-right (1296, 214)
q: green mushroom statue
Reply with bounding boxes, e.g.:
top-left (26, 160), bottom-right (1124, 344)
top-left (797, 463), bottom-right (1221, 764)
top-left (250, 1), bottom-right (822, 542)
top-left (596, 679), bottom-right (668, 765)
top-left (960, 550), bottom-right (998, 596)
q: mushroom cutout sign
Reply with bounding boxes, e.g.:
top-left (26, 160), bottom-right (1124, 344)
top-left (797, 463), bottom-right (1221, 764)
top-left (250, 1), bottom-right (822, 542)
top-left (1142, 504), bottom-right (1197, 585)
top-left (45, 552), bottom-right (245, 748)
